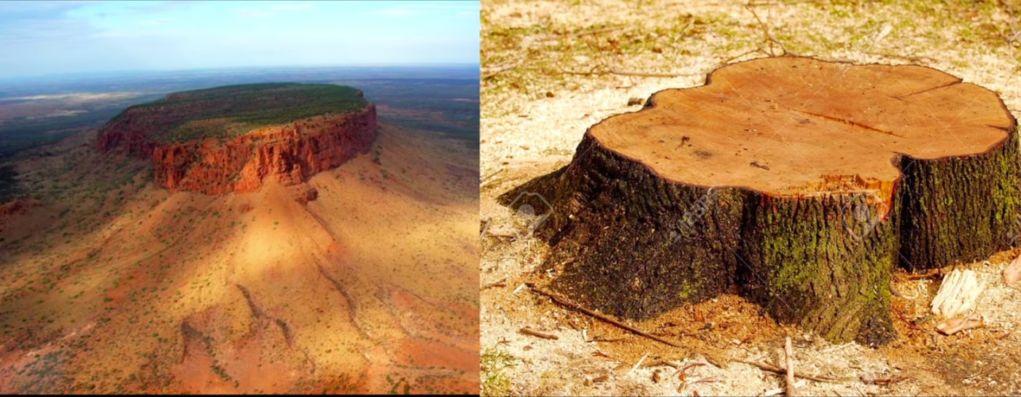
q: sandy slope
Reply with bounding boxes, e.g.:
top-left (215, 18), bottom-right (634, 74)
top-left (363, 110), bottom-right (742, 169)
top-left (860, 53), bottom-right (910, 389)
top-left (0, 124), bottom-right (478, 393)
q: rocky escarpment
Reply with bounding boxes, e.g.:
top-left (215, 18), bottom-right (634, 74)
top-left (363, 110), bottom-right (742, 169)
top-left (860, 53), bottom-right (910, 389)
top-left (96, 83), bottom-right (378, 195)
top-left (149, 108), bottom-right (376, 194)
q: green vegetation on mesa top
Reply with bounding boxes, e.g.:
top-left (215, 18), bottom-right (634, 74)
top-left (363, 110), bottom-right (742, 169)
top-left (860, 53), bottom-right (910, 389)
top-left (113, 83), bottom-right (368, 143)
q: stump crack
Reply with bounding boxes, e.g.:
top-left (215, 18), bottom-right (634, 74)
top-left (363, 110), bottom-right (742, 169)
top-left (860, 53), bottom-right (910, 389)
top-left (892, 79), bottom-right (962, 100)
top-left (790, 109), bottom-right (901, 137)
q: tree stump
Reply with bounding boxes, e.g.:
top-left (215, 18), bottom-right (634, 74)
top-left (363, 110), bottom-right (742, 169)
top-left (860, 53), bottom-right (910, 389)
top-left (502, 57), bottom-right (1019, 345)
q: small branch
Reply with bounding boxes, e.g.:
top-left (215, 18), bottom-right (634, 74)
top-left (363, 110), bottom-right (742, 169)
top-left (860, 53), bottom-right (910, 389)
top-left (482, 278), bottom-right (507, 289)
top-left (860, 374), bottom-right (908, 386)
top-left (590, 336), bottom-right (629, 343)
top-left (720, 48), bottom-right (768, 65)
top-left (526, 283), bottom-right (681, 347)
top-left (897, 267), bottom-right (944, 280)
top-left (519, 327), bottom-right (559, 340)
top-left (644, 359), bottom-right (680, 369)
top-left (627, 352), bottom-right (649, 376)
top-left (785, 337), bottom-right (796, 397)
top-left (735, 359), bottom-right (846, 383)
top-left (744, 4), bottom-right (788, 56)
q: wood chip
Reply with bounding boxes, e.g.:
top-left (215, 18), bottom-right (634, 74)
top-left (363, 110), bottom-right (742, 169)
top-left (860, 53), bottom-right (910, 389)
top-left (931, 269), bottom-right (984, 318)
top-left (936, 315), bottom-right (985, 335)
top-left (1005, 254), bottom-right (1021, 287)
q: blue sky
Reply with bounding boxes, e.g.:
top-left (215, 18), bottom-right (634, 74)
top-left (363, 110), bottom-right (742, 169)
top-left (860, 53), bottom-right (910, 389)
top-left (0, 1), bottom-right (479, 79)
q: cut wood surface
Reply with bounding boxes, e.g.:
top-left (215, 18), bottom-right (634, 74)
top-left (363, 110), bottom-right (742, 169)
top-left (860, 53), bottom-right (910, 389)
top-left (502, 56), bottom-right (1020, 345)
top-left (592, 57), bottom-right (1012, 203)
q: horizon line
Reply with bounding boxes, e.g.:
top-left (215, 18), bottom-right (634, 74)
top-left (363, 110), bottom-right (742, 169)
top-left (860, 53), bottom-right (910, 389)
top-left (0, 62), bottom-right (482, 83)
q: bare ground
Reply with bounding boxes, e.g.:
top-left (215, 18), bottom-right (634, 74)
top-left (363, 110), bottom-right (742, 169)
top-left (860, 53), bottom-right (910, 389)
top-left (480, 1), bottom-right (1021, 395)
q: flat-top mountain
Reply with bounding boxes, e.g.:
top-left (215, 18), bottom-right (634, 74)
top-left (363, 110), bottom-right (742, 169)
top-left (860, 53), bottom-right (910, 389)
top-left (97, 83), bottom-right (378, 194)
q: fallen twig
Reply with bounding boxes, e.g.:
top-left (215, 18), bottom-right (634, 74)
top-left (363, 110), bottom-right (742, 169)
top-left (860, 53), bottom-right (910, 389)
top-left (898, 267), bottom-right (944, 280)
top-left (735, 359), bottom-right (846, 383)
top-left (785, 337), bottom-right (796, 397)
top-left (719, 48), bottom-right (768, 65)
top-left (480, 168), bottom-right (507, 187)
top-left (677, 362), bottom-right (707, 384)
top-left (590, 336), bottom-right (629, 343)
top-left (744, 4), bottom-right (788, 56)
top-left (645, 359), bottom-right (680, 369)
top-left (860, 374), bottom-right (908, 386)
top-left (519, 327), bottom-right (558, 340)
top-left (681, 362), bottom-right (707, 374)
top-left (482, 278), bottom-right (507, 290)
top-left (526, 283), bottom-right (681, 347)
top-left (688, 376), bottom-right (719, 387)
top-left (628, 352), bottom-right (649, 376)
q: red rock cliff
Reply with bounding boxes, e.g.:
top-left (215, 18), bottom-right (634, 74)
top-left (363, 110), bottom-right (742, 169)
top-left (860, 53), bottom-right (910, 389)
top-left (99, 105), bottom-right (378, 195)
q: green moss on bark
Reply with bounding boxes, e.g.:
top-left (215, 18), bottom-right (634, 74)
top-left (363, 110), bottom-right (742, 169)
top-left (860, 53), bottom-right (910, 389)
top-left (900, 127), bottom-right (1021, 270)
top-left (740, 193), bottom-right (898, 345)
